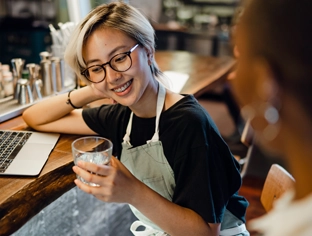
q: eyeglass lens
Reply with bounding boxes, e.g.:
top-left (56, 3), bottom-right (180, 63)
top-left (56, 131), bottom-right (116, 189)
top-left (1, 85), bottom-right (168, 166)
top-left (84, 53), bottom-right (132, 83)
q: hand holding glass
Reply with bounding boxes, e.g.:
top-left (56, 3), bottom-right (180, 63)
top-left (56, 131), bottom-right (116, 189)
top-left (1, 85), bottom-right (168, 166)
top-left (72, 136), bottom-right (113, 186)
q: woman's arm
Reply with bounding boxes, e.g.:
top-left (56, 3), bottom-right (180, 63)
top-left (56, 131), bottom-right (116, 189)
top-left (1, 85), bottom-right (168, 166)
top-left (131, 179), bottom-right (221, 236)
top-left (73, 157), bottom-right (221, 236)
top-left (22, 86), bottom-right (101, 134)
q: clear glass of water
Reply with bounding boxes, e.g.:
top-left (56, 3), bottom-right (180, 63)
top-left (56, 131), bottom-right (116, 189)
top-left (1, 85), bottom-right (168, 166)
top-left (72, 136), bottom-right (113, 186)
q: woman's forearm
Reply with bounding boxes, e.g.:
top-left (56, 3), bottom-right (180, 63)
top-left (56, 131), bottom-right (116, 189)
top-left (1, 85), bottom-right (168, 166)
top-left (22, 86), bottom-right (100, 134)
top-left (130, 182), bottom-right (220, 236)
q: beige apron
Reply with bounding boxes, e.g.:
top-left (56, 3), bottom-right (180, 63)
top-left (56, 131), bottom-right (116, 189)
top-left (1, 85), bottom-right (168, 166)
top-left (120, 83), bottom-right (248, 236)
top-left (121, 83), bottom-right (172, 235)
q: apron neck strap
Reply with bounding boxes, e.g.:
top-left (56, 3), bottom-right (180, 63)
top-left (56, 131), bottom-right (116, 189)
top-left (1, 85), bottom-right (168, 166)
top-left (122, 82), bottom-right (166, 145)
top-left (148, 82), bottom-right (166, 143)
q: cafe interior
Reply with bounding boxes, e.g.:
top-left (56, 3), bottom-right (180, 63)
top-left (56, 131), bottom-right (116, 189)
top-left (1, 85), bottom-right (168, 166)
top-left (0, 0), bottom-right (289, 235)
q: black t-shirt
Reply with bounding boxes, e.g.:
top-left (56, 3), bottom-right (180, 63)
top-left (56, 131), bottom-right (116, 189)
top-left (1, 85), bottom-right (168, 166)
top-left (82, 95), bottom-right (248, 223)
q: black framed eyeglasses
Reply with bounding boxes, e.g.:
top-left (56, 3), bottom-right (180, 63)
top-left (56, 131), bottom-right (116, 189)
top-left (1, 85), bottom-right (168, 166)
top-left (81, 44), bottom-right (139, 83)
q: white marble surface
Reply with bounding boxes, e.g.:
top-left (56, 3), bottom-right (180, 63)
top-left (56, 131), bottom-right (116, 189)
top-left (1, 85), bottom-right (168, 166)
top-left (12, 187), bottom-right (137, 236)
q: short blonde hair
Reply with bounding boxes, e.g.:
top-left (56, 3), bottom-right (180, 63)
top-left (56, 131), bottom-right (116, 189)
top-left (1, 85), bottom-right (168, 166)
top-left (64, 1), bottom-right (162, 84)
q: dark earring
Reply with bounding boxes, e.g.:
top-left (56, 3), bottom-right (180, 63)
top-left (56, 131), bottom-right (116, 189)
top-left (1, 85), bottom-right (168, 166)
top-left (147, 54), bottom-right (152, 65)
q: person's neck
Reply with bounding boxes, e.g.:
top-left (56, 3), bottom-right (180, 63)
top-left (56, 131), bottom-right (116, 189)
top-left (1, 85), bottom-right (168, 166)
top-left (280, 96), bottom-right (312, 201)
top-left (286, 137), bottom-right (312, 200)
top-left (130, 81), bottom-right (159, 118)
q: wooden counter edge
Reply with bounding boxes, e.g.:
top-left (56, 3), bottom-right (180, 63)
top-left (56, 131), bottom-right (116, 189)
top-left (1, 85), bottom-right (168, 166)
top-left (0, 152), bottom-right (76, 236)
top-left (192, 58), bottom-right (236, 98)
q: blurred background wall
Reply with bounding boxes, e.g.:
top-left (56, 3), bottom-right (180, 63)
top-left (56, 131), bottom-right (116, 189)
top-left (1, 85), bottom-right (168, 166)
top-left (0, 0), bottom-right (239, 65)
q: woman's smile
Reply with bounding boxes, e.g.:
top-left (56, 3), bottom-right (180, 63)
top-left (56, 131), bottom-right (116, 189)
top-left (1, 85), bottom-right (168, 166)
top-left (112, 78), bottom-right (133, 95)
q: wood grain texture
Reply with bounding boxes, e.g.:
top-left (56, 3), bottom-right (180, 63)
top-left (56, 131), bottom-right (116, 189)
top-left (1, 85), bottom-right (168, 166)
top-left (155, 51), bottom-right (236, 97)
top-left (0, 130), bottom-right (79, 236)
top-left (260, 164), bottom-right (295, 212)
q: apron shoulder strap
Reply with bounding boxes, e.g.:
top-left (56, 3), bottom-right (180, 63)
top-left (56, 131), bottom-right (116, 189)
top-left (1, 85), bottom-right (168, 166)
top-left (122, 112), bottom-right (133, 146)
top-left (147, 83), bottom-right (166, 143)
top-left (122, 82), bottom-right (166, 145)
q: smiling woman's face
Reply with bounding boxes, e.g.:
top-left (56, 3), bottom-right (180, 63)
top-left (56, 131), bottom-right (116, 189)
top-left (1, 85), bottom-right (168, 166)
top-left (82, 27), bottom-right (153, 108)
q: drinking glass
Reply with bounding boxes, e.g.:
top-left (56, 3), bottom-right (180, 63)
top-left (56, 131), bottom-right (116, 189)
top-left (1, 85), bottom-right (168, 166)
top-left (72, 136), bottom-right (113, 186)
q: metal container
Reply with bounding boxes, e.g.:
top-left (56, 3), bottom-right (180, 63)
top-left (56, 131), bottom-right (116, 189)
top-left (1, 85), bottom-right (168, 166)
top-left (11, 58), bottom-right (25, 99)
top-left (32, 79), bottom-right (43, 100)
top-left (26, 63), bottom-right (42, 100)
top-left (17, 79), bottom-right (34, 105)
top-left (26, 63), bottom-right (40, 83)
top-left (51, 57), bottom-right (65, 92)
top-left (0, 63), bottom-right (5, 99)
top-left (40, 59), bottom-right (53, 96)
top-left (39, 51), bottom-right (51, 61)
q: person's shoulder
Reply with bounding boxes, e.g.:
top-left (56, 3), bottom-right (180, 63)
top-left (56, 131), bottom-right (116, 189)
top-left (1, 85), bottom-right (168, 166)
top-left (164, 95), bottom-right (213, 128)
top-left (169, 94), bottom-right (199, 109)
top-left (83, 103), bottom-right (130, 121)
top-left (98, 103), bottom-right (130, 115)
top-left (171, 95), bottom-right (209, 118)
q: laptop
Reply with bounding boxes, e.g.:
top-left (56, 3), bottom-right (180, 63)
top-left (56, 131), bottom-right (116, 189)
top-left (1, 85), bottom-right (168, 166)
top-left (0, 130), bottom-right (60, 176)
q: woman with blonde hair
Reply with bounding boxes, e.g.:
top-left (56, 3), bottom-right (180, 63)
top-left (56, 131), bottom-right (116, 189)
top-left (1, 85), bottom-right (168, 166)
top-left (23, 2), bottom-right (248, 235)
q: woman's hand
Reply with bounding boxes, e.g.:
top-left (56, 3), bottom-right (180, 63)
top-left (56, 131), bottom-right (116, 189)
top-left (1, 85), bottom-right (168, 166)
top-left (72, 156), bottom-right (141, 204)
top-left (90, 83), bottom-right (109, 100)
top-left (73, 157), bottom-right (221, 236)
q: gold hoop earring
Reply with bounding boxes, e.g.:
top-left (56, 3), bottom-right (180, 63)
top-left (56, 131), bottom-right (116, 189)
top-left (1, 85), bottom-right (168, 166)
top-left (263, 104), bottom-right (280, 141)
top-left (241, 102), bottom-right (280, 141)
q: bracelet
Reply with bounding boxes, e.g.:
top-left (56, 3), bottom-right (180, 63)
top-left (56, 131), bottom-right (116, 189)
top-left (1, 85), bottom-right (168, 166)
top-left (66, 90), bottom-right (82, 109)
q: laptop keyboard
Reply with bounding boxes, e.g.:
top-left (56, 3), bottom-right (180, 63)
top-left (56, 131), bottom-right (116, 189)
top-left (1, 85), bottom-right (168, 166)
top-left (0, 130), bottom-right (32, 173)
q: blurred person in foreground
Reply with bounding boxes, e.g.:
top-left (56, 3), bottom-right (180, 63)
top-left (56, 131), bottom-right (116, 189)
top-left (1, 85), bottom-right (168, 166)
top-left (233, 0), bottom-right (312, 235)
top-left (23, 2), bottom-right (249, 235)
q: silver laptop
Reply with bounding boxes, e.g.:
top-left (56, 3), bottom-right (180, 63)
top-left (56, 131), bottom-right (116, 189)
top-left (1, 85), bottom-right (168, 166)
top-left (0, 130), bottom-right (60, 176)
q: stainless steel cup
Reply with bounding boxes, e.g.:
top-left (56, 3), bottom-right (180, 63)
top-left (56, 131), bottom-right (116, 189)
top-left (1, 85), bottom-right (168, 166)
top-left (26, 63), bottom-right (42, 100)
top-left (11, 58), bottom-right (25, 99)
top-left (32, 79), bottom-right (43, 100)
top-left (40, 59), bottom-right (53, 96)
top-left (0, 63), bottom-right (5, 99)
top-left (17, 79), bottom-right (34, 105)
top-left (51, 57), bottom-right (65, 92)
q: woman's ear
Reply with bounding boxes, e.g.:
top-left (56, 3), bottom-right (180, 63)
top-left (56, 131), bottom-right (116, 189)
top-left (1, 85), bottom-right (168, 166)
top-left (147, 53), bottom-right (153, 66)
top-left (144, 48), bottom-right (153, 65)
top-left (244, 58), bottom-right (282, 143)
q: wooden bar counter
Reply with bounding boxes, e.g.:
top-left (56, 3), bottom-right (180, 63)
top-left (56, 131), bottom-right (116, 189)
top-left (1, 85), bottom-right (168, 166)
top-left (0, 51), bottom-right (235, 235)
top-left (155, 50), bottom-right (236, 97)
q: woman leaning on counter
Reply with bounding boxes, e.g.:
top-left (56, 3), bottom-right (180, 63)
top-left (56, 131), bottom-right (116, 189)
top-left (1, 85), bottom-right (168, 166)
top-left (23, 2), bottom-right (249, 236)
